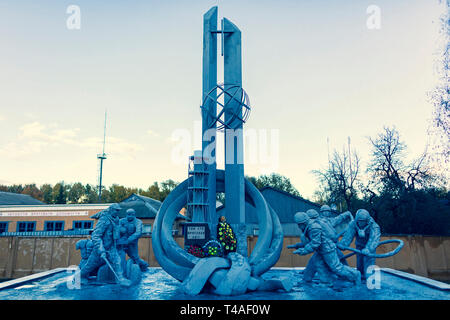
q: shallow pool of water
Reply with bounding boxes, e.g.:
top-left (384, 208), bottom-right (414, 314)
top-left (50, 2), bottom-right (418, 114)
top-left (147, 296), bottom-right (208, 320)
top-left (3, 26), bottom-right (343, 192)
top-left (0, 268), bottom-right (448, 300)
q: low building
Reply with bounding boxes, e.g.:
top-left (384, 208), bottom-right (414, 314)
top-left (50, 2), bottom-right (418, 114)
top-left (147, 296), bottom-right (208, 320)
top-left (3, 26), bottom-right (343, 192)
top-left (0, 203), bottom-right (109, 234)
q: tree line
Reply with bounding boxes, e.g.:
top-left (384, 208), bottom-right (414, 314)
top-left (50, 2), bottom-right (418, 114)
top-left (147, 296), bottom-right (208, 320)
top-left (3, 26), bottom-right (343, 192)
top-left (0, 173), bottom-right (300, 207)
top-left (0, 179), bottom-right (179, 204)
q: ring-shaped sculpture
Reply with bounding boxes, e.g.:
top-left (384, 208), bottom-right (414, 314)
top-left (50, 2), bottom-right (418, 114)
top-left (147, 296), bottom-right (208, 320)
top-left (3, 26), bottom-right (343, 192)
top-left (200, 83), bottom-right (251, 131)
top-left (152, 170), bottom-right (284, 294)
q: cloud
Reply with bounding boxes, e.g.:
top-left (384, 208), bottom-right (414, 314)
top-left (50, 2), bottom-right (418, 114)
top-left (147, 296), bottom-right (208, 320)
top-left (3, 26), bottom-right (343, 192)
top-left (19, 122), bottom-right (47, 138)
top-left (18, 122), bottom-right (80, 144)
top-left (0, 141), bottom-right (43, 159)
top-left (0, 121), bottom-right (143, 159)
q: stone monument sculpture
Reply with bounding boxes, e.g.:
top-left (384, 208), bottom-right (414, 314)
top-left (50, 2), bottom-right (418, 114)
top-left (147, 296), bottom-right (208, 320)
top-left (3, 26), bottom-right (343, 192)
top-left (78, 203), bottom-right (132, 287)
top-left (118, 208), bottom-right (149, 272)
top-left (152, 6), bottom-right (292, 296)
top-left (294, 209), bottom-right (350, 285)
top-left (338, 209), bottom-right (381, 280)
top-left (289, 207), bottom-right (404, 287)
top-left (288, 212), bottom-right (362, 286)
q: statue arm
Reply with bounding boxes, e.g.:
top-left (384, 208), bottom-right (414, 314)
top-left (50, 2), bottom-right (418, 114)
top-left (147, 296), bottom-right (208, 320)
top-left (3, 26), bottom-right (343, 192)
top-left (91, 218), bottom-right (107, 252)
top-left (331, 211), bottom-right (352, 227)
top-left (365, 223), bottom-right (381, 252)
top-left (288, 242), bottom-right (305, 249)
top-left (303, 227), bottom-right (321, 254)
top-left (339, 222), bottom-right (356, 248)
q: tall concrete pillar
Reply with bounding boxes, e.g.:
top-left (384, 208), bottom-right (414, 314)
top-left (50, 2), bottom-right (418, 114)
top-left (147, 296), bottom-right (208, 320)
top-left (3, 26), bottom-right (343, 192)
top-left (202, 6), bottom-right (218, 237)
top-left (223, 18), bottom-right (247, 256)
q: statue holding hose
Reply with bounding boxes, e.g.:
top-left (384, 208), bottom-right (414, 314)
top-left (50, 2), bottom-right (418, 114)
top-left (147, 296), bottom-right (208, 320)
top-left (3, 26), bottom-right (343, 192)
top-left (338, 209), bottom-right (381, 281)
top-left (288, 207), bottom-right (404, 288)
top-left (289, 211), bottom-right (362, 286)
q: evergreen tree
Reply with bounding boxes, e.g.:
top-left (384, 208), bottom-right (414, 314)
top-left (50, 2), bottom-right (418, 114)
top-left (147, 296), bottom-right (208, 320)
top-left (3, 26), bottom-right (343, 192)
top-left (40, 184), bottom-right (53, 204)
top-left (52, 182), bottom-right (67, 204)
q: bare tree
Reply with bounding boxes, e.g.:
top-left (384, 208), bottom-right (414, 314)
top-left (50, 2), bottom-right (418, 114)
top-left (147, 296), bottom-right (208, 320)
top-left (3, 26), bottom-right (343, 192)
top-left (406, 148), bottom-right (436, 191)
top-left (367, 126), bottom-right (438, 195)
top-left (367, 126), bottom-right (406, 195)
top-left (429, 1), bottom-right (449, 171)
top-left (313, 146), bottom-right (361, 211)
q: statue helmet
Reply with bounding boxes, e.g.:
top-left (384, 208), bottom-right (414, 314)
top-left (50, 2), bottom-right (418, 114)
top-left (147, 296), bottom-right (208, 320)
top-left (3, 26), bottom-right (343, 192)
top-left (126, 208), bottom-right (136, 215)
top-left (110, 203), bottom-right (122, 211)
top-left (355, 209), bottom-right (370, 222)
top-left (294, 212), bottom-right (309, 224)
top-left (306, 209), bottom-right (319, 219)
top-left (320, 205), bottom-right (331, 213)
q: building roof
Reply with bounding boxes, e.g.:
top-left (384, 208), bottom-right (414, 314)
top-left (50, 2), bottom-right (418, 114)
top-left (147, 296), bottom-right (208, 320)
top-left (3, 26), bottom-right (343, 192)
top-left (216, 186), bottom-right (328, 224)
top-left (0, 191), bottom-right (44, 205)
top-left (91, 193), bottom-right (188, 220)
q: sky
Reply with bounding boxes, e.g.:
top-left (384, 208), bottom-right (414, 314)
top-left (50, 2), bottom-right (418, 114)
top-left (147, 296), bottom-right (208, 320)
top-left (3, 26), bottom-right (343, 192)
top-left (0, 0), bottom-right (447, 200)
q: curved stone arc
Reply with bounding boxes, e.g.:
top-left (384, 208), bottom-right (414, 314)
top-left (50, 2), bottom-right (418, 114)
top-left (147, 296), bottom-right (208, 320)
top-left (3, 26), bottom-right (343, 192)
top-left (161, 190), bottom-right (199, 268)
top-left (250, 205), bottom-right (284, 277)
top-left (153, 169), bottom-right (281, 283)
top-left (151, 178), bottom-right (193, 281)
top-left (143, 201), bottom-right (158, 216)
top-left (245, 178), bottom-right (273, 264)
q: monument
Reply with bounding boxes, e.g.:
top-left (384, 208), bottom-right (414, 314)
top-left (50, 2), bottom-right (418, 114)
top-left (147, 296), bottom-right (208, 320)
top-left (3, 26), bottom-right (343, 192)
top-left (151, 6), bottom-right (292, 295)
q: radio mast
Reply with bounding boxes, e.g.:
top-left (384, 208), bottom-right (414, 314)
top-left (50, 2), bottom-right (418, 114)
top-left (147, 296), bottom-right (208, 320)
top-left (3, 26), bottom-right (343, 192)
top-left (97, 110), bottom-right (107, 202)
